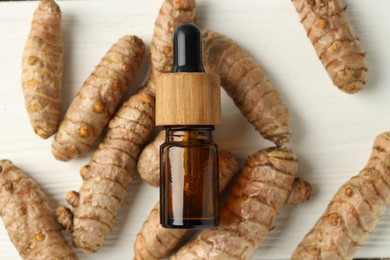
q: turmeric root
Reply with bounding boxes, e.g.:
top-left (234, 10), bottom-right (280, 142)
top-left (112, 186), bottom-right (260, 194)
top-left (202, 30), bottom-right (291, 146)
top-left (171, 147), bottom-right (312, 260)
top-left (287, 177), bottom-right (314, 205)
top-left (137, 130), bottom-right (165, 186)
top-left (56, 92), bottom-right (155, 253)
top-left (134, 150), bottom-right (241, 260)
top-left (51, 35), bottom-right (145, 161)
top-left (291, 131), bottom-right (390, 259)
top-left (0, 160), bottom-right (77, 260)
top-left (21, 0), bottom-right (63, 139)
top-left (145, 0), bottom-right (196, 95)
top-left (56, 205), bottom-right (73, 232)
top-left (292, 0), bottom-right (367, 94)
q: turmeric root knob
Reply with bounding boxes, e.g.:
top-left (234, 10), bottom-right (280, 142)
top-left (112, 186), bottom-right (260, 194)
top-left (78, 124), bottom-right (92, 137)
top-left (329, 41), bottom-right (341, 53)
top-left (307, 247), bottom-right (321, 257)
top-left (66, 191), bottom-right (79, 207)
top-left (328, 213), bottom-right (341, 226)
top-left (80, 165), bottom-right (90, 180)
top-left (344, 185), bottom-right (354, 197)
top-left (315, 18), bottom-right (328, 29)
top-left (28, 104), bottom-right (40, 113)
top-left (121, 63), bottom-right (130, 72)
top-left (27, 79), bottom-right (37, 88)
top-left (34, 233), bottom-right (45, 241)
top-left (3, 182), bottom-right (13, 192)
top-left (65, 145), bottom-right (77, 155)
top-left (56, 205), bottom-right (74, 232)
top-left (27, 55), bottom-right (38, 65)
top-left (93, 101), bottom-right (105, 113)
top-left (111, 80), bottom-right (120, 90)
top-left (287, 177), bottom-right (312, 205)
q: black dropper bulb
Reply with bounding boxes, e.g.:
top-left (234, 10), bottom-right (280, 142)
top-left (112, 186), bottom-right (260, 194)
top-left (172, 23), bottom-right (205, 73)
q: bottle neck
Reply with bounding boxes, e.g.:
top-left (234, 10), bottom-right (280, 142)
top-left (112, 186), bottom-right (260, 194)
top-left (164, 126), bottom-right (214, 143)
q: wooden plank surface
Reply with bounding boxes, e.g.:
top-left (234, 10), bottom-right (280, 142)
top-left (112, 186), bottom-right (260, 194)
top-left (0, 0), bottom-right (390, 259)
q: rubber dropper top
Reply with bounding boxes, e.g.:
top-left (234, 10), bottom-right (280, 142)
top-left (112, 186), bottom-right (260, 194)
top-left (155, 23), bottom-right (221, 126)
top-left (172, 23), bottom-right (205, 73)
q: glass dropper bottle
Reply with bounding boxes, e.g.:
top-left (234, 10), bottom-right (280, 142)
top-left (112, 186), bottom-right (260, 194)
top-left (155, 23), bottom-right (221, 229)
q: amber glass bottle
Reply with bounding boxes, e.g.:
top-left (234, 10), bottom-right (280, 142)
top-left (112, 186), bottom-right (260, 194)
top-left (155, 23), bottom-right (221, 229)
top-left (160, 126), bottom-right (219, 228)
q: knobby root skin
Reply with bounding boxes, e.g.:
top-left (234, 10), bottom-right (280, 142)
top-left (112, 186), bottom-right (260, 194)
top-left (0, 160), bottom-right (77, 260)
top-left (137, 130), bottom-right (165, 187)
top-left (287, 177), bottom-right (312, 205)
top-left (145, 0), bottom-right (196, 95)
top-left (171, 147), bottom-right (311, 260)
top-left (56, 205), bottom-right (73, 232)
top-left (202, 29), bottom-right (291, 146)
top-left (21, 0), bottom-right (63, 139)
top-left (292, 0), bottom-right (367, 94)
top-left (56, 92), bottom-right (155, 253)
top-left (134, 150), bottom-right (241, 260)
top-left (51, 35), bottom-right (145, 161)
top-left (291, 131), bottom-right (390, 260)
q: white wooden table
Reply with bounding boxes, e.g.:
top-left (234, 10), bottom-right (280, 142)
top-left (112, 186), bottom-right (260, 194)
top-left (1, 0), bottom-right (390, 259)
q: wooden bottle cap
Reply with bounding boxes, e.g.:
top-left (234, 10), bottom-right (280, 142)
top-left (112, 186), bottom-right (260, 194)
top-left (156, 72), bottom-right (221, 126)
